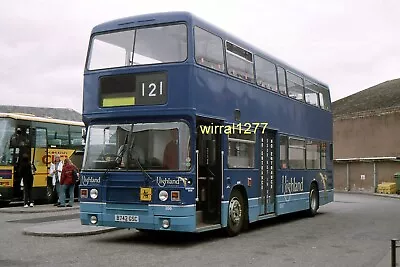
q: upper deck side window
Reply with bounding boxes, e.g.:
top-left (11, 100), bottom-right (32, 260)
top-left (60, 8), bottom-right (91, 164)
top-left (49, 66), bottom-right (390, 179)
top-left (87, 23), bottom-right (187, 71)
top-left (286, 71), bottom-right (304, 101)
top-left (194, 27), bottom-right (225, 72)
top-left (226, 41), bottom-right (254, 83)
top-left (304, 79), bottom-right (320, 107)
top-left (318, 85), bottom-right (331, 111)
top-left (305, 80), bottom-right (331, 111)
top-left (254, 56), bottom-right (278, 92)
top-left (277, 66), bottom-right (287, 95)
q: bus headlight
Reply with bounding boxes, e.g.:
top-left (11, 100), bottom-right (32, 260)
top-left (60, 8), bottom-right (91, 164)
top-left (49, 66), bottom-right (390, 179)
top-left (159, 190), bottom-right (168, 201)
top-left (162, 219), bottom-right (170, 229)
top-left (90, 215), bottom-right (98, 224)
top-left (90, 189), bottom-right (98, 199)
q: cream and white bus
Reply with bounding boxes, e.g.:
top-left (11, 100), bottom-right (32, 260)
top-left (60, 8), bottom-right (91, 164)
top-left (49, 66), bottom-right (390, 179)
top-left (0, 112), bottom-right (85, 205)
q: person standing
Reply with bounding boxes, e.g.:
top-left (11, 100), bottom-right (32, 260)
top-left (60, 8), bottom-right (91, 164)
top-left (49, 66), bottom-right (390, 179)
top-left (19, 154), bottom-right (34, 208)
top-left (49, 154), bottom-right (63, 206)
top-left (163, 129), bottom-right (179, 169)
top-left (59, 158), bottom-right (78, 207)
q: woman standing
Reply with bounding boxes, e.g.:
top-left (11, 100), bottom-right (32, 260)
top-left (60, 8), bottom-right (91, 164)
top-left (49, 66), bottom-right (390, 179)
top-left (19, 154), bottom-right (34, 208)
top-left (59, 158), bottom-right (78, 207)
top-left (49, 154), bottom-right (63, 206)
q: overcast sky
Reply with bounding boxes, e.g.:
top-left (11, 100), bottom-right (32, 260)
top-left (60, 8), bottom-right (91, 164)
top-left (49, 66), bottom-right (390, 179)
top-left (1, 0), bottom-right (399, 113)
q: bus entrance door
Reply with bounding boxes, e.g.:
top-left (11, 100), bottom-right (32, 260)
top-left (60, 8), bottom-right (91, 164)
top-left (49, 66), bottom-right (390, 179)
top-left (196, 120), bottom-right (222, 226)
top-left (260, 129), bottom-right (276, 215)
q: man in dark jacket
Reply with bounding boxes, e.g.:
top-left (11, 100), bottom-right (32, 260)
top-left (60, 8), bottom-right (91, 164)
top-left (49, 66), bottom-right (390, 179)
top-left (19, 154), bottom-right (34, 207)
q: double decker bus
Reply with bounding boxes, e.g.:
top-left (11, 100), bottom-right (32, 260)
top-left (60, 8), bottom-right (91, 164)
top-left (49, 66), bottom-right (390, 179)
top-left (79, 11), bottom-right (333, 236)
top-left (0, 112), bottom-right (85, 205)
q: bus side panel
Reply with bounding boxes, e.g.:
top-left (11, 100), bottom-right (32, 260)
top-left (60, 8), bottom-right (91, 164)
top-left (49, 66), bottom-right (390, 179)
top-left (276, 170), bottom-right (333, 215)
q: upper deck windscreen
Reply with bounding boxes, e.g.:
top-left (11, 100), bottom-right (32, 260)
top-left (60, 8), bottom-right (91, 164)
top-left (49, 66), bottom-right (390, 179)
top-left (87, 23), bottom-right (187, 70)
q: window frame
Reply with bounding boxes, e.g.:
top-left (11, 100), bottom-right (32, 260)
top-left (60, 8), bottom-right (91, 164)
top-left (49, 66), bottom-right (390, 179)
top-left (306, 139), bottom-right (321, 169)
top-left (194, 26), bottom-right (225, 73)
top-left (286, 71), bottom-right (305, 102)
top-left (85, 22), bottom-right (189, 71)
top-left (225, 40), bottom-right (255, 83)
top-left (279, 135), bottom-right (289, 169)
top-left (254, 55), bottom-right (278, 92)
top-left (227, 132), bottom-right (256, 169)
top-left (288, 137), bottom-right (306, 169)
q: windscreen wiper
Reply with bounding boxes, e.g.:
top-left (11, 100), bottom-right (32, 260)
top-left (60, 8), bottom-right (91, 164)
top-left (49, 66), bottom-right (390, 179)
top-left (128, 133), bottom-right (154, 185)
top-left (115, 134), bottom-right (129, 166)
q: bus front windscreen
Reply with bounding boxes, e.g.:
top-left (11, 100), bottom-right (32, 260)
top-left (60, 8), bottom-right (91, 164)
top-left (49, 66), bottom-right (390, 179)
top-left (83, 122), bottom-right (191, 171)
top-left (0, 118), bottom-right (17, 165)
top-left (87, 23), bottom-right (187, 70)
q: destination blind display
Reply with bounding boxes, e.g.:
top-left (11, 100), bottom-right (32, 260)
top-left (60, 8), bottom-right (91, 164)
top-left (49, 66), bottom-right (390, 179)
top-left (100, 72), bottom-right (167, 107)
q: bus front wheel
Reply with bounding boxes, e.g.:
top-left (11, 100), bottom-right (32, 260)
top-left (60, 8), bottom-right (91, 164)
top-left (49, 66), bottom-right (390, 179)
top-left (226, 190), bottom-right (245, 237)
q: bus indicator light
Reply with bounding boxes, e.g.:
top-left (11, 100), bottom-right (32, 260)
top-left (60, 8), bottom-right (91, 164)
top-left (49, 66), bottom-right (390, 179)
top-left (80, 189), bottom-right (88, 198)
top-left (171, 191), bottom-right (180, 201)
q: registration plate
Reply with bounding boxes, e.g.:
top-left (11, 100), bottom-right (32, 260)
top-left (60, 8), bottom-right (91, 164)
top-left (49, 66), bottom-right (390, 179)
top-left (114, 215), bottom-right (139, 223)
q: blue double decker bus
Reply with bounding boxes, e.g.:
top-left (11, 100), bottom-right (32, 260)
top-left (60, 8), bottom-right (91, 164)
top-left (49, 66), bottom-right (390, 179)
top-left (79, 11), bottom-right (333, 236)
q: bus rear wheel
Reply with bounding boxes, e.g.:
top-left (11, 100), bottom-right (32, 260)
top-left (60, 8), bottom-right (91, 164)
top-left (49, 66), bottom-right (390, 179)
top-left (307, 183), bottom-right (319, 217)
top-left (225, 190), bottom-right (245, 237)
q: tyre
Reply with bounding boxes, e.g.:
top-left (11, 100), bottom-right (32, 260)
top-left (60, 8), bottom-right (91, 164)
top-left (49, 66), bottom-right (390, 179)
top-left (225, 189), bottom-right (246, 237)
top-left (307, 183), bottom-right (319, 217)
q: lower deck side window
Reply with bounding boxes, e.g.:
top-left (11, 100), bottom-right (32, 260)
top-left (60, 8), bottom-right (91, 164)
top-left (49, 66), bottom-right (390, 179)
top-left (228, 133), bottom-right (255, 168)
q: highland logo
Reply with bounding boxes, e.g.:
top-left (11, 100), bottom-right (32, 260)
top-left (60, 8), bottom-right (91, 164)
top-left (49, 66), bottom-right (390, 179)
top-left (81, 176), bottom-right (101, 186)
top-left (156, 176), bottom-right (188, 187)
top-left (281, 175), bottom-right (304, 194)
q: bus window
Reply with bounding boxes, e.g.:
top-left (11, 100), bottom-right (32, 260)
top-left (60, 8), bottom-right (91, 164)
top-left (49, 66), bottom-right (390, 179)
top-left (279, 135), bottom-right (288, 169)
top-left (286, 72), bottom-right (304, 101)
top-left (70, 125), bottom-right (83, 146)
top-left (306, 140), bottom-right (320, 169)
top-left (288, 138), bottom-right (305, 169)
top-left (255, 56), bottom-right (278, 91)
top-left (83, 122), bottom-right (190, 171)
top-left (304, 80), bottom-right (320, 107)
top-left (194, 27), bottom-right (225, 72)
top-left (226, 41), bottom-right (254, 83)
top-left (318, 85), bottom-right (331, 111)
top-left (227, 133), bottom-right (255, 168)
top-left (87, 24), bottom-right (187, 70)
top-left (46, 124), bottom-right (69, 148)
top-left (277, 66), bottom-right (287, 95)
top-left (0, 118), bottom-right (16, 164)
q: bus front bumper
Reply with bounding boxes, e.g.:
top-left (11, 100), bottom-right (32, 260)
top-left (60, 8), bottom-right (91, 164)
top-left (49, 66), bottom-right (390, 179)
top-left (80, 202), bottom-right (196, 232)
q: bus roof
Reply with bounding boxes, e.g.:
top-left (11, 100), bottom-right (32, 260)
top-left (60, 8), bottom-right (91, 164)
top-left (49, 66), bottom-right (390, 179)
top-left (0, 112), bottom-right (85, 126)
top-left (91, 11), bottom-right (329, 89)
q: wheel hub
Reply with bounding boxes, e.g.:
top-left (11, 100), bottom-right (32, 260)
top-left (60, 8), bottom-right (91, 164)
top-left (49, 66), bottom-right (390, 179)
top-left (229, 197), bottom-right (242, 225)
